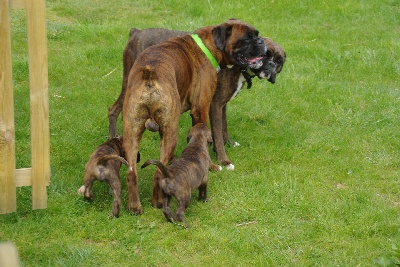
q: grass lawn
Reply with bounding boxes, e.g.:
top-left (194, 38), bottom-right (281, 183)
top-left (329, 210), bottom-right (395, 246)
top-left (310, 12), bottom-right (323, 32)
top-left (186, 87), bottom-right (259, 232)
top-left (1, 0), bottom-right (399, 266)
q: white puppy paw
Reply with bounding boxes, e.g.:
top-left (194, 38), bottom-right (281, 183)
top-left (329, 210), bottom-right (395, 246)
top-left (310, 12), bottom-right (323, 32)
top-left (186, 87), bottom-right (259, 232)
top-left (232, 142), bottom-right (240, 147)
top-left (78, 185), bottom-right (85, 195)
top-left (226, 164), bottom-right (235, 171)
top-left (218, 165), bottom-right (223, 171)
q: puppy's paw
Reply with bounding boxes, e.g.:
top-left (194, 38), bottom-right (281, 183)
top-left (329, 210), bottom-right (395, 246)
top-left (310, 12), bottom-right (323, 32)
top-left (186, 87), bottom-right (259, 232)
top-left (78, 185), bottom-right (85, 195)
top-left (226, 163), bottom-right (235, 171)
top-left (232, 142), bottom-right (240, 147)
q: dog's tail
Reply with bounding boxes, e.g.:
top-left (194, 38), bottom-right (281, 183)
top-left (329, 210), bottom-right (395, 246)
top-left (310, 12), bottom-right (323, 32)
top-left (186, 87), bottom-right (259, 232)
top-left (98, 155), bottom-right (133, 171)
top-left (141, 159), bottom-right (172, 178)
top-left (142, 66), bottom-right (157, 81)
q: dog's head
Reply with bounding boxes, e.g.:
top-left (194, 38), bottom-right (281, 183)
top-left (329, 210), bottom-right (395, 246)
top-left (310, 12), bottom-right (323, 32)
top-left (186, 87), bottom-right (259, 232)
top-left (248, 38), bottom-right (286, 84)
top-left (187, 123), bottom-right (211, 144)
top-left (211, 18), bottom-right (267, 69)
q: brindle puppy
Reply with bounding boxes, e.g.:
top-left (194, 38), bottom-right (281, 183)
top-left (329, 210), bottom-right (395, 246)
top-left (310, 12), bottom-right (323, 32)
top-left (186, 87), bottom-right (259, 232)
top-left (78, 137), bottom-right (133, 217)
top-left (141, 123), bottom-right (219, 226)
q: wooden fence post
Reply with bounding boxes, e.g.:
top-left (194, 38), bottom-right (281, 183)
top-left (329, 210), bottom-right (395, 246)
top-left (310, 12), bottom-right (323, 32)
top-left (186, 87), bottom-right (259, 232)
top-left (26, 0), bottom-right (50, 210)
top-left (0, 0), bottom-right (50, 214)
top-left (0, 0), bottom-right (17, 214)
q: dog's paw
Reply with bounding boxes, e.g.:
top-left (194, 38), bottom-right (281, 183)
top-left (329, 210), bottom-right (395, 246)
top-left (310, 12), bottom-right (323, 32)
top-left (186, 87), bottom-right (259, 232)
top-left (77, 185), bottom-right (85, 195)
top-left (209, 163), bottom-right (222, 172)
top-left (232, 142), bottom-right (240, 147)
top-left (128, 205), bottom-right (144, 215)
top-left (226, 163), bottom-right (235, 171)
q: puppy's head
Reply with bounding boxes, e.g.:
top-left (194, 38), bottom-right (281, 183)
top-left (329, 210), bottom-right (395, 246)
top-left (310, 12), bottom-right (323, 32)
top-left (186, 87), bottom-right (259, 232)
top-left (249, 38), bottom-right (286, 84)
top-left (187, 123), bottom-right (211, 144)
top-left (212, 18), bottom-right (267, 69)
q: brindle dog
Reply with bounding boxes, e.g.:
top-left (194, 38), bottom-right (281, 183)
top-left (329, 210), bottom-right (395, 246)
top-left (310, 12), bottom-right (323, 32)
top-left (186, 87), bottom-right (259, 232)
top-left (141, 123), bottom-right (218, 226)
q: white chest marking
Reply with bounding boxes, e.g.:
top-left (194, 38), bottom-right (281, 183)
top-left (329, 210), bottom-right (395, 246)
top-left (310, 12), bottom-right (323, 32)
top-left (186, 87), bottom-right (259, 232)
top-left (230, 73), bottom-right (246, 101)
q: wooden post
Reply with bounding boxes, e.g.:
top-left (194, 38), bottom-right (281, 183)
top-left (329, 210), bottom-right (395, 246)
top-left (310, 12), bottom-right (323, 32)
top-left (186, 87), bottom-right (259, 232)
top-left (26, 0), bottom-right (50, 210)
top-left (0, 0), bottom-right (17, 214)
top-left (0, 0), bottom-right (50, 213)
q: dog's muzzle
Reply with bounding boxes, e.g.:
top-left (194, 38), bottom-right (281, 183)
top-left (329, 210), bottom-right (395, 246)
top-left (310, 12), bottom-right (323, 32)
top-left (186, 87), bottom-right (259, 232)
top-left (236, 37), bottom-right (267, 69)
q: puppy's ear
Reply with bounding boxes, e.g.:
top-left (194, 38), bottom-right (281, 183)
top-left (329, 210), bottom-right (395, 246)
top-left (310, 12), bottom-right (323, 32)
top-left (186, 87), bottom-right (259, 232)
top-left (212, 23), bottom-right (233, 50)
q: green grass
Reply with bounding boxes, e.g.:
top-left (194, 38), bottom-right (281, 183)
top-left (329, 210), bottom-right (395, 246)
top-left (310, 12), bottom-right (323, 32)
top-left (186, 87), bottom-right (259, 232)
top-left (1, 0), bottom-right (399, 266)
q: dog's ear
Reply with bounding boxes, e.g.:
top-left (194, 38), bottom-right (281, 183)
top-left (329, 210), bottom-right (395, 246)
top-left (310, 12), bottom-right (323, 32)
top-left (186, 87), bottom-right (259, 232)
top-left (212, 23), bottom-right (233, 50)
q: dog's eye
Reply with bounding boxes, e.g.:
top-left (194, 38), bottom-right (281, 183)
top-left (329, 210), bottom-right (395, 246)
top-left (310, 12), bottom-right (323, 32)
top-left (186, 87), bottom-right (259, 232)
top-left (276, 58), bottom-right (283, 65)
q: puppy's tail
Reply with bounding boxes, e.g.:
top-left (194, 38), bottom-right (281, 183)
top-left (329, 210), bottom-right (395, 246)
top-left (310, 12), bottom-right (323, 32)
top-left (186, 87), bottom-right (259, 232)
top-left (98, 155), bottom-right (133, 171)
top-left (141, 159), bottom-right (172, 178)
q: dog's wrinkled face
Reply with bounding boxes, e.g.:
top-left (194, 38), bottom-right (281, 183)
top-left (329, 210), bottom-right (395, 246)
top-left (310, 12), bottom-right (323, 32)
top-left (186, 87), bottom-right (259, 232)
top-left (250, 38), bottom-right (286, 84)
top-left (212, 19), bottom-right (267, 69)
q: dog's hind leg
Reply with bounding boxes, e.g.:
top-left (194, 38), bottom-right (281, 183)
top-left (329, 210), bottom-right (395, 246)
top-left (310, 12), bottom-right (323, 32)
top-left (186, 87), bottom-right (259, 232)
top-left (108, 176), bottom-right (122, 217)
top-left (151, 115), bottom-right (179, 208)
top-left (123, 121), bottom-right (145, 215)
top-left (82, 172), bottom-right (96, 201)
top-left (108, 92), bottom-right (124, 139)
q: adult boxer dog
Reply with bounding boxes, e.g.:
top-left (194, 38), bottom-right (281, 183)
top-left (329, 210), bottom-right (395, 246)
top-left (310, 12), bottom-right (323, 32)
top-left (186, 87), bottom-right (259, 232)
top-left (108, 28), bottom-right (285, 170)
top-left (210, 37), bottom-right (286, 168)
top-left (78, 137), bottom-right (133, 217)
top-left (141, 123), bottom-right (218, 226)
top-left (122, 19), bottom-right (267, 214)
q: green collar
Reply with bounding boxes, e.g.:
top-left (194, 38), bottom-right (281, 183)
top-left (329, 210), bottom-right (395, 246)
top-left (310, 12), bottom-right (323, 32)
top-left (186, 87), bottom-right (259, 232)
top-left (191, 34), bottom-right (220, 73)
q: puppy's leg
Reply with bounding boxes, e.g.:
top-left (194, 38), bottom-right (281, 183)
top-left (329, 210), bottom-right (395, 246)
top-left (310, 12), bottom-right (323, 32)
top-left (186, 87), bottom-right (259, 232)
top-left (162, 194), bottom-right (174, 222)
top-left (83, 172), bottom-right (96, 201)
top-left (175, 193), bottom-right (190, 223)
top-left (108, 174), bottom-right (122, 218)
top-left (198, 180), bottom-right (208, 201)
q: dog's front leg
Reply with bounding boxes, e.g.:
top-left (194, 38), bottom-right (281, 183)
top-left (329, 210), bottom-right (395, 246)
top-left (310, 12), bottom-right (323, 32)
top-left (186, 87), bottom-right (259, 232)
top-left (175, 194), bottom-right (190, 223)
top-left (222, 105), bottom-right (240, 147)
top-left (221, 105), bottom-right (231, 144)
top-left (162, 194), bottom-right (174, 222)
top-left (209, 102), bottom-right (234, 170)
top-left (198, 176), bottom-right (208, 201)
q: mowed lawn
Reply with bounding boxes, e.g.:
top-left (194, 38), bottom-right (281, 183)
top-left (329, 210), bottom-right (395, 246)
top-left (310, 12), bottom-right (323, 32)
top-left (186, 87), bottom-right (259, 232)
top-left (1, 0), bottom-right (399, 266)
